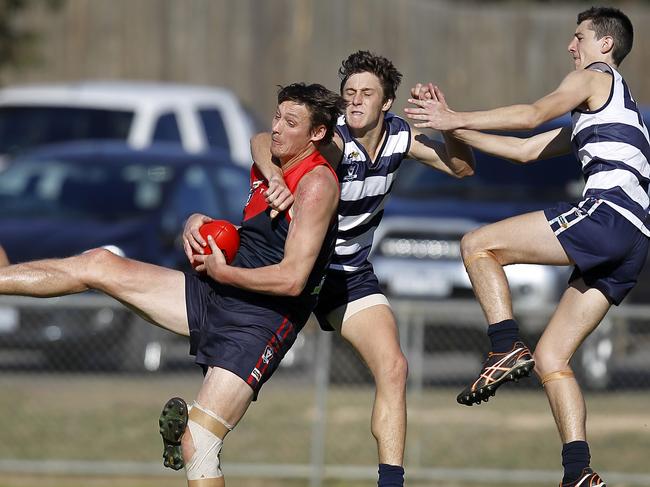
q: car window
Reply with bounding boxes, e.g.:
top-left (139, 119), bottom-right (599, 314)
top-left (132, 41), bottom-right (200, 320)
top-left (162, 164), bottom-right (249, 234)
top-left (0, 160), bottom-right (170, 220)
top-left (211, 165), bottom-right (249, 219)
top-left (152, 112), bottom-right (182, 143)
top-left (0, 106), bottom-right (133, 155)
top-left (164, 166), bottom-right (224, 231)
top-left (198, 108), bottom-right (230, 152)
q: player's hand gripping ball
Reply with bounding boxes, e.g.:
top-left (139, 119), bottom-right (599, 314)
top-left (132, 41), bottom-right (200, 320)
top-left (193, 220), bottom-right (240, 267)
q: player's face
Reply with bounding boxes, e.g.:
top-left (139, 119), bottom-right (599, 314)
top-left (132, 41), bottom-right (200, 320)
top-left (270, 101), bottom-right (315, 163)
top-left (568, 20), bottom-right (603, 70)
top-left (342, 72), bottom-right (392, 132)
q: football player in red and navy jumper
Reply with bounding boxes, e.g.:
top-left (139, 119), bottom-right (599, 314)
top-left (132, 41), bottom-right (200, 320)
top-left (0, 82), bottom-right (345, 486)
top-left (185, 148), bottom-right (339, 396)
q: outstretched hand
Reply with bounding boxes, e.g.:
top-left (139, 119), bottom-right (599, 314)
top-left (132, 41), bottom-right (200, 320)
top-left (265, 174), bottom-right (294, 218)
top-left (404, 83), bottom-right (459, 131)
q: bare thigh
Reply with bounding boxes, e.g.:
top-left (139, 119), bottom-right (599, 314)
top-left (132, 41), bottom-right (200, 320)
top-left (340, 304), bottom-right (403, 372)
top-left (87, 251), bottom-right (190, 336)
top-left (195, 367), bottom-right (254, 427)
top-left (464, 210), bottom-right (573, 266)
top-left (534, 279), bottom-right (611, 371)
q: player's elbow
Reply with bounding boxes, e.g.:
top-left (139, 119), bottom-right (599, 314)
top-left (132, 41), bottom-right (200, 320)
top-left (454, 164), bottom-right (475, 178)
top-left (449, 158), bottom-right (475, 178)
top-left (521, 107), bottom-right (547, 130)
top-left (516, 140), bottom-right (541, 164)
top-left (276, 268), bottom-right (308, 297)
top-left (283, 276), bottom-right (307, 297)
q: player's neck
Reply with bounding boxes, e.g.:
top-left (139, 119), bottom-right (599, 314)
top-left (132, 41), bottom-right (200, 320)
top-left (280, 146), bottom-right (316, 173)
top-left (351, 121), bottom-right (386, 160)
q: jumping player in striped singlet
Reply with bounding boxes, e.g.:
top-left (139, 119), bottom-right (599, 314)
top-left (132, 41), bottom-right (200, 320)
top-left (405, 7), bottom-right (644, 486)
top-left (252, 51), bottom-right (475, 487)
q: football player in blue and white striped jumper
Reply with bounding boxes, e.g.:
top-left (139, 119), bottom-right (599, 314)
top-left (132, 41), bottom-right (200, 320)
top-left (406, 7), bottom-right (643, 487)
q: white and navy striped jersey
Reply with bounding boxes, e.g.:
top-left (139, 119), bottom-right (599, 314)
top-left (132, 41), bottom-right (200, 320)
top-left (572, 62), bottom-right (650, 236)
top-left (329, 112), bottom-right (411, 273)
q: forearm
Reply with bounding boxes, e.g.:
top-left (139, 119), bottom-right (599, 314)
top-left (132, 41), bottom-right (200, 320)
top-left (441, 131), bottom-right (475, 176)
top-left (452, 129), bottom-right (530, 163)
top-left (454, 104), bottom-right (542, 131)
top-left (250, 132), bottom-right (282, 181)
top-left (210, 261), bottom-right (307, 297)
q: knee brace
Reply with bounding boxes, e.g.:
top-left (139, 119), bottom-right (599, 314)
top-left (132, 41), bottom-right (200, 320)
top-left (540, 369), bottom-right (575, 387)
top-left (185, 401), bottom-right (233, 484)
top-left (464, 249), bottom-right (497, 270)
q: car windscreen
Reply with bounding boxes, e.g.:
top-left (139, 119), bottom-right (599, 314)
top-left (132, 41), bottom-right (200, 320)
top-left (0, 106), bottom-right (134, 155)
top-left (0, 159), bottom-right (173, 220)
top-left (393, 149), bottom-right (584, 202)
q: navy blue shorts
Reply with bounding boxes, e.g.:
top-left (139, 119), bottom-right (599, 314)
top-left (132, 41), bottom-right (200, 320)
top-left (184, 272), bottom-right (298, 398)
top-left (313, 267), bottom-right (383, 331)
top-left (544, 198), bottom-right (649, 305)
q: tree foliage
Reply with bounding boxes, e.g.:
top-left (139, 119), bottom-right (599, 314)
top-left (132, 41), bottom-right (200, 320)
top-left (0, 0), bottom-right (63, 80)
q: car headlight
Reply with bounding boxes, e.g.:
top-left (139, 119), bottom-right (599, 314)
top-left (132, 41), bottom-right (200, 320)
top-left (378, 237), bottom-right (461, 260)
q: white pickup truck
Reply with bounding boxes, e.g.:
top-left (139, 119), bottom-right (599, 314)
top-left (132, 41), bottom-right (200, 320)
top-left (0, 81), bottom-right (259, 167)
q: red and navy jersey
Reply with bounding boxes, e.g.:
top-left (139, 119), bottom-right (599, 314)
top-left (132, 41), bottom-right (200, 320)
top-left (224, 150), bottom-right (339, 326)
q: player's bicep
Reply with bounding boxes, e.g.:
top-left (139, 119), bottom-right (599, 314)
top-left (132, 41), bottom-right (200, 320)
top-left (532, 72), bottom-right (591, 122)
top-left (282, 168), bottom-right (338, 274)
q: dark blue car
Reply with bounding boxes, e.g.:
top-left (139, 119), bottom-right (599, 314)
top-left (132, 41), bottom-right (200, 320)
top-left (0, 141), bottom-right (250, 371)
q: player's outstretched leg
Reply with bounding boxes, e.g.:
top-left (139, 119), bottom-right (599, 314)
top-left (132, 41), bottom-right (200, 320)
top-left (159, 397), bottom-right (188, 470)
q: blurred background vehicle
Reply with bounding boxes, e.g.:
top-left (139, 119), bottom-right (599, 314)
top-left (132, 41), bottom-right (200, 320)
top-left (0, 141), bottom-right (250, 372)
top-left (0, 81), bottom-right (262, 168)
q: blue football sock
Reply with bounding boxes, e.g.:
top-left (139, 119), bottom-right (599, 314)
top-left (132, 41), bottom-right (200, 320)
top-left (378, 463), bottom-right (404, 487)
top-left (487, 319), bottom-right (520, 352)
top-left (562, 441), bottom-right (590, 484)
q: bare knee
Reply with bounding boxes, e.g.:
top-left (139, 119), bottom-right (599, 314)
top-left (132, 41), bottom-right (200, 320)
top-left (461, 230), bottom-right (491, 264)
top-left (373, 349), bottom-right (408, 390)
top-left (533, 347), bottom-right (570, 378)
top-left (78, 248), bottom-right (125, 290)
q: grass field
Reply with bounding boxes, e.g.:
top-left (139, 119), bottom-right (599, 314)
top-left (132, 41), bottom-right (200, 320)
top-left (0, 372), bottom-right (649, 486)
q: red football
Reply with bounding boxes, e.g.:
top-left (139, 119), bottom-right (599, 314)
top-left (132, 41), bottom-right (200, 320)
top-left (194, 220), bottom-right (240, 266)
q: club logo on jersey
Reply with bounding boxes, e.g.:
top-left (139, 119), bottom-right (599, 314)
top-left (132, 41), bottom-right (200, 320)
top-left (341, 149), bottom-right (362, 164)
top-left (262, 345), bottom-right (274, 364)
top-left (343, 163), bottom-right (358, 182)
top-left (245, 180), bottom-right (265, 206)
top-left (558, 214), bottom-right (569, 229)
top-left (250, 367), bottom-right (262, 382)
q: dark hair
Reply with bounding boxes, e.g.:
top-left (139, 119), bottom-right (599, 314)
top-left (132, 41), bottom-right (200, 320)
top-left (338, 50), bottom-right (402, 102)
top-left (578, 7), bottom-right (633, 65)
top-left (277, 83), bottom-right (345, 146)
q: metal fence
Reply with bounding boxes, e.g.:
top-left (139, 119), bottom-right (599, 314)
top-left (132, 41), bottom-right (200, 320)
top-left (1, 294), bottom-right (650, 486)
